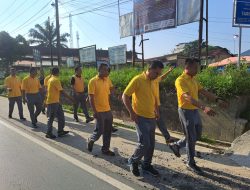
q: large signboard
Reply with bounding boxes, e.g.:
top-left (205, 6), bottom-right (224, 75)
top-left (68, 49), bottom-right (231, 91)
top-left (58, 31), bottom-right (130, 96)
top-left (79, 45), bottom-right (96, 64)
top-left (108, 45), bottom-right (127, 65)
top-left (233, 0), bottom-right (250, 26)
top-left (134, 0), bottom-right (176, 35)
top-left (177, 0), bottom-right (200, 26)
top-left (120, 12), bottom-right (134, 38)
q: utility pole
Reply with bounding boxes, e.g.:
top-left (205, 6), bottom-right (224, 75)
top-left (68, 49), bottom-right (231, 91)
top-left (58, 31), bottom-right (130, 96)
top-left (198, 0), bottom-right (204, 65)
top-left (48, 16), bottom-right (53, 66)
top-left (69, 13), bottom-right (73, 48)
top-left (237, 26), bottom-right (242, 68)
top-left (205, 0), bottom-right (208, 66)
top-left (76, 31), bottom-right (80, 49)
top-left (139, 34), bottom-right (149, 69)
top-left (132, 36), bottom-right (136, 67)
top-left (55, 0), bottom-right (61, 66)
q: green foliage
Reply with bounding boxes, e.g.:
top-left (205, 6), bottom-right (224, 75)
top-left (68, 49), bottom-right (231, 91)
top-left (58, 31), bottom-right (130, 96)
top-left (13, 66), bottom-right (250, 99)
top-left (198, 66), bottom-right (250, 98)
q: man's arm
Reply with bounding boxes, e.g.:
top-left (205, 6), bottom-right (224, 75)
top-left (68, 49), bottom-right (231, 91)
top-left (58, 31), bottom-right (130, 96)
top-left (160, 66), bottom-right (174, 81)
top-left (182, 92), bottom-right (216, 116)
top-left (89, 94), bottom-right (99, 119)
top-left (199, 89), bottom-right (228, 108)
top-left (122, 94), bottom-right (138, 123)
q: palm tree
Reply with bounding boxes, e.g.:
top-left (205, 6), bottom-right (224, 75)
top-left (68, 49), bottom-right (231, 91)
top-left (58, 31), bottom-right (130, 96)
top-left (29, 18), bottom-right (69, 48)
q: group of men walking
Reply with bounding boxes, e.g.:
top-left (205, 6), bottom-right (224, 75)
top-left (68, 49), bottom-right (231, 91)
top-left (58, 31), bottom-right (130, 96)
top-left (4, 59), bottom-right (227, 177)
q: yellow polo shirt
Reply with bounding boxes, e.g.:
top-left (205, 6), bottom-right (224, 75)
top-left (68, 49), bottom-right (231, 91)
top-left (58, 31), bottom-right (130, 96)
top-left (4, 76), bottom-right (22, 97)
top-left (21, 76), bottom-right (41, 94)
top-left (46, 76), bottom-right (63, 104)
top-left (73, 75), bottom-right (84, 93)
top-left (123, 72), bottom-right (157, 119)
top-left (44, 75), bottom-right (52, 88)
top-left (88, 75), bottom-right (112, 112)
top-left (175, 72), bottom-right (203, 110)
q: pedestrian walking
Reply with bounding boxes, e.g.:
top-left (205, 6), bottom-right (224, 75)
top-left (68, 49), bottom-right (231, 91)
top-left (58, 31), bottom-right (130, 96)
top-left (39, 68), bottom-right (46, 114)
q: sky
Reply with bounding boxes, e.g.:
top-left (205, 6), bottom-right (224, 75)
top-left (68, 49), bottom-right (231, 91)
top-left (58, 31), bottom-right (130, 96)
top-left (0, 0), bottom-right (249, 59)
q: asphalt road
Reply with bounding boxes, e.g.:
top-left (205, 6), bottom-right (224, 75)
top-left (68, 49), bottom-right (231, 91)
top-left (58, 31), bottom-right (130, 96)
top-left (0, 121), bottom-right (125, 190)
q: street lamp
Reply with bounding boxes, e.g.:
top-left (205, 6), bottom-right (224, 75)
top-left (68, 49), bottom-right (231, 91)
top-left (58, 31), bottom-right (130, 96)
top-left (233, 34), bottom-right (239, 55)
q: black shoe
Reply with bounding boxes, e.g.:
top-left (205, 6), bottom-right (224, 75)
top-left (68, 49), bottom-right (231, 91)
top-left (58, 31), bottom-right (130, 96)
top-left (169, 143), bottom-right (181, 158)
top-left (8, 115), bottom-right (12, 119)
top-left (31, 123), bottom-right (38, 128)
top-left (58, 131), bottom-right (69, 137)
top-left (86, 117), bottom-right (94, 123)
top-left (142, 165), bottom-right (159, 177)
top-left (34, 117), bottom-right (38, 124)
top-left (102, 150), bottom-right (115, 156)
top-left (20, 117), bottom-right (26, 121)
top-left (112, 127), bottom-right (118, 133)
top-left (186, 163), bottom-right (203, 174)
top-left (87, 138), bottom-right (94, 152)
top-left (46, 133), bottom-right (56, 139)
top-left (129, 162), bottom-right (140, 177)
top-left (74, 117), bottom-right (79, 122)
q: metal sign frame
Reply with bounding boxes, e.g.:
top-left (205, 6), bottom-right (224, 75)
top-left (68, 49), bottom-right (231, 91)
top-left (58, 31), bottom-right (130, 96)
top-left (233, 0), bottom-right (250, 28)
top-left (79, 45), bottom-right (97, 67)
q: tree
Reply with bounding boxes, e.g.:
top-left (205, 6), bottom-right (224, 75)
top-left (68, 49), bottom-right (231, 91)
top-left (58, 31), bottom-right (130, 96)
top-left (0, 31), bottom-right (29, 69)
top-left (180, 40), bottom-right (206, 57)
top-left (29, 18), bottom-right (69, 48)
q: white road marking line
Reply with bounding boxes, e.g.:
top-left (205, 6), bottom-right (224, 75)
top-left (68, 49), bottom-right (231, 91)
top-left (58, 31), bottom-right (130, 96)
top-left (0, 120), bottom-right (134, 190)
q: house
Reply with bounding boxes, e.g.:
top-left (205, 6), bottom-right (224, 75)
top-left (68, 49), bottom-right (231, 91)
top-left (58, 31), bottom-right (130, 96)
top-left (208, 56), bottom-right (250, 67)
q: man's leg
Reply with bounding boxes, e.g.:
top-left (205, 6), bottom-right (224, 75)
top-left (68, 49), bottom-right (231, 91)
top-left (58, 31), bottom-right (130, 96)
top-left (79, 94), bottom-right (90, 119)
top-left (8, 97), bottom-right (15, 118)
top-left (57, 104), bottom-right (66, 134)
top-left (156, 107), bottom-right (171, 141)
top-left (73, 94), bottom-right (80, 121)
top-left (26, 95), bottom-right (35, 124)
top-left (16, 96), bottom-right (24, 119)
top-left (102, 111), bottom-right (113, 154)
top-left (87, 113), bottom-right (104, 152)
top-left (34, 94), bottom-right (42, 120)
top-left (46, 104), bottom-right (57, 136)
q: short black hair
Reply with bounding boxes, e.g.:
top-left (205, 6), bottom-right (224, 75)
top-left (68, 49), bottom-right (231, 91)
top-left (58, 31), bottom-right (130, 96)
top-left (52, 67), bottom-right (59, 75)
top-left (185, 58), bottom-right (199, 67)
top-left (149, 60), bottom-right (164, 69)
top-left (30, 67), bottom-right (37, 73)
top-left (75, 65), bottom-right (81, 72)
top-left (98, 63), bottom-right (109, 71)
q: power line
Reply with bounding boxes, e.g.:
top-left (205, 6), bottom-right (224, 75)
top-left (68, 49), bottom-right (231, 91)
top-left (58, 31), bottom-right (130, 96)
top-left (10, 0), bottom-right (52, 34)
top-left (0, 0), bottom-right (17, 17)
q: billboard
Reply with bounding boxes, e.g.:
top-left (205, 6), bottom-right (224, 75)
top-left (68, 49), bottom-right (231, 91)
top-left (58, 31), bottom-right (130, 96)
top-left (177, 0), bottom-right (200, 26)
top-left (134, 0), bottom-right (176, 35)
top-left (108, 45), bottom-right (127, 65)
top-left (233, 0), bottom-right (250, 26)
top-left (79, 45), bottom-right (96, 64)
top-left (120, 12), bottom-right (134, 38)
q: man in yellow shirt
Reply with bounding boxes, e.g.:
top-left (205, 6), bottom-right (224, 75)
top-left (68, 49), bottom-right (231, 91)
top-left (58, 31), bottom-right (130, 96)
top-left (21, 67), bottom-right (42, 128)
top-left (87, 64), bottom-right (114, 156)
top-left (46, 67), bottom-right (74, 139)
top-left (122, 61), bottom-right (164, 177)
top-left (4, 67), bottom-right (26, 121)
top-left (169, 58), bottom-right (227, 174)
top-left (71, 66), bottom-right (93, 123)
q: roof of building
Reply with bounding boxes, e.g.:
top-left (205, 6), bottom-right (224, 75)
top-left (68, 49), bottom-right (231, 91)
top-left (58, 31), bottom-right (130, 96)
top-left (208, 56), bottom-right (250, 67)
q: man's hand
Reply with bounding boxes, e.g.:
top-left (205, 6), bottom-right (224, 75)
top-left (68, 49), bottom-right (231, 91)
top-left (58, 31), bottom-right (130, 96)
top-left (7, 88), bottom-right (12, 92)
top-left (130, 111), bottom-right (138, 124)
top-left (93, 112), bottom-right (100, 120)
top-left (203, 106), bottom-right (216, 116)
top-left (155, 108), bottom-right (160, 120)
